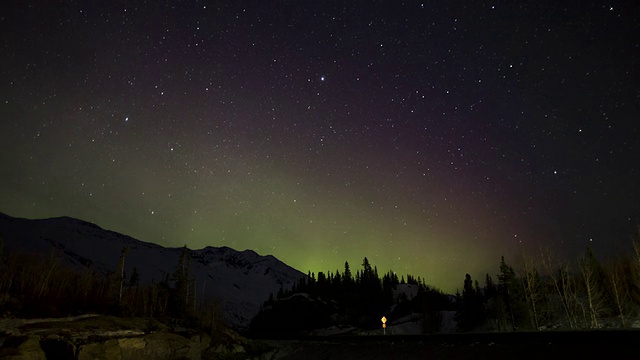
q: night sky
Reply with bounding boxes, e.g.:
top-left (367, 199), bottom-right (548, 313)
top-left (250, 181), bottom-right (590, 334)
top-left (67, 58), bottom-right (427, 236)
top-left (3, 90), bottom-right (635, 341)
top-left (1, 1), bottom-right (639, 292)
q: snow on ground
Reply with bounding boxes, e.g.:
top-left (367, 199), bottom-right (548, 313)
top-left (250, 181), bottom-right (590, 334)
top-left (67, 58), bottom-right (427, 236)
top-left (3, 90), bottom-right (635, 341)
top-left (306, 325), bottom-right (359, 336)
top-left (393, 283), bottom-right (420, 301)
top-left (438, 310), bottom-right (457, 333)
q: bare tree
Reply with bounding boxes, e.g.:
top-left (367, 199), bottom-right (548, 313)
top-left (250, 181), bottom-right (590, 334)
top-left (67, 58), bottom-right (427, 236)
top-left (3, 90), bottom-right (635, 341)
top-left (76, 267), bottom-right (95, 302)
top-left (633, 237), bottom-right (640, 299)
top-left (0, 238), bottom-right (12, 307)
top-left (540, 247), bottom-right (577, 329)
top-left (605, 259), bottom-right (631, 327)
top-left (559, 264), bottom-right (585, 328)
top-left (0, 238), bottom-right (9, 292)
top-left (117, 247), bottom-right (129, 305)
top-left (521, 252), bottom-right (543, 330)
top-left (579, 248), bottom-right (607, 329)
top-left (36, 249), bottom-right (62, 299)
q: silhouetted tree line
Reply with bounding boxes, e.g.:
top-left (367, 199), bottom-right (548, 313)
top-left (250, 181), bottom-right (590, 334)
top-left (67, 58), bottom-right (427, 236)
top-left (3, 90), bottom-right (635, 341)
top-left (455, 239), bottom-right (640, 332)
top-left (0, 240), bottom-right (223, 333)
top-left (251, 257), bottom-right (451, 335)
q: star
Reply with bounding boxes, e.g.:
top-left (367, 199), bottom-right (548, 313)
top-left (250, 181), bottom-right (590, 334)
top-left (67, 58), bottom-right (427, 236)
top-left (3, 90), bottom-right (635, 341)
top-left (0, 0), bottom-right (637, 295)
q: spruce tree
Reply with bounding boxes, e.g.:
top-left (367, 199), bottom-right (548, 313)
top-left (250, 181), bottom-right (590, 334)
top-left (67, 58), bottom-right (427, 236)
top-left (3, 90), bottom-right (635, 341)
top-left (457, 273), bottom-right (482, 331)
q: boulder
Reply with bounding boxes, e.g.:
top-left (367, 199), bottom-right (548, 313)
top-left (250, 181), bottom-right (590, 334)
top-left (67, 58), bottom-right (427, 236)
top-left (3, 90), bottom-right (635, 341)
top-left (77, 333), bottom-right (211, 360)
top-left (116, 337), bottom-right (148, 359)
top-left (77, 339), bottom-right (122, 360)
top-left (2, 335), bottom-right (46, 360)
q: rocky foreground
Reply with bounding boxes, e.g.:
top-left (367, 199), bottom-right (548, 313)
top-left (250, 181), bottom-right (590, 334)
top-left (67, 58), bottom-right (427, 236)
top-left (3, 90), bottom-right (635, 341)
top-left (2, 314), bottom-right (639, 360)
top-left (0, 314), bottom-right (276, 360)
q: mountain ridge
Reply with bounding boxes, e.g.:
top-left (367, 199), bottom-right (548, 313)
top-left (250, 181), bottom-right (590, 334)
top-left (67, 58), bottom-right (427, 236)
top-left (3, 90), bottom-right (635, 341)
top-left (0, 212), bottom-right (305, 330)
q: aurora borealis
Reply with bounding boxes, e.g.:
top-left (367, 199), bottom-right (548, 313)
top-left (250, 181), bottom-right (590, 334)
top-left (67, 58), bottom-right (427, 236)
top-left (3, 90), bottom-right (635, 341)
top-left (1, 1), bottom-right (638, 292)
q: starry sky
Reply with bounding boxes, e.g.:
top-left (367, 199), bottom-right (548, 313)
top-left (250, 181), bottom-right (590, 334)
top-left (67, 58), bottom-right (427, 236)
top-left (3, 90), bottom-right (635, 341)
top-left (1, 1), bottom-right (639, 292)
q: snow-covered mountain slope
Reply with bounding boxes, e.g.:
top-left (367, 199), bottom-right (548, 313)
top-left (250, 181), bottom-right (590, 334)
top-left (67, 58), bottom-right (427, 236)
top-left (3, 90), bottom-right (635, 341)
top-left (0, 212), bottom-right (305, 330)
